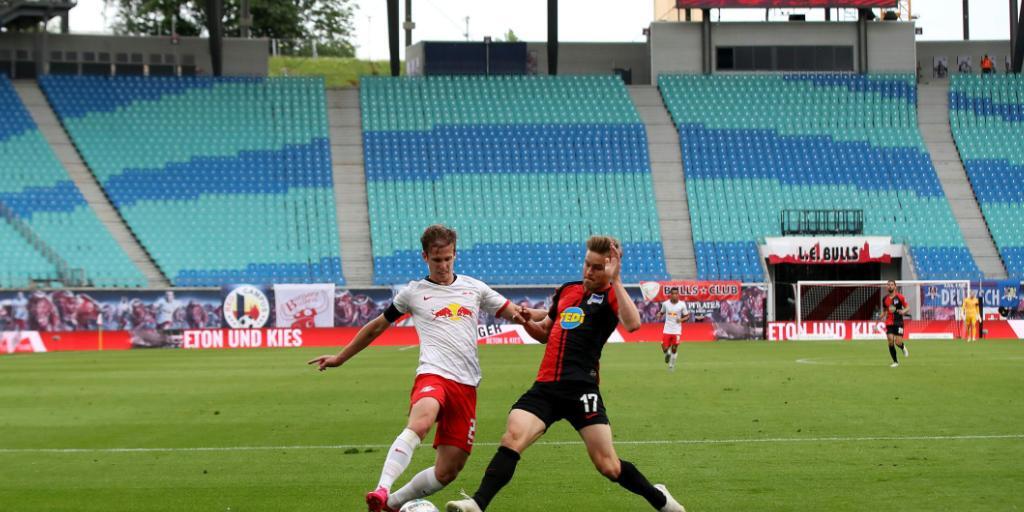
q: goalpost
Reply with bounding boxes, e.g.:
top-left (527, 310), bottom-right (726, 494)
top-left (794, 280), bottom-right (972, 340)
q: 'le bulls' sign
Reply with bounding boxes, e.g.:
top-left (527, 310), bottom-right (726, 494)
top-left (763, 236), bottom-right (897, 265)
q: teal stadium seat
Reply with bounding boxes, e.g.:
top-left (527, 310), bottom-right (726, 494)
top-left (950, 74), bottom-right (1024, 278)
top-left (0, 75), bottom-right (145, 288)
top-left (39, 75), bottom-right (344, 286)
top-left (658, 73), bottom-right (980, 281)
top-left (360, 75), bottom-right (668, 285)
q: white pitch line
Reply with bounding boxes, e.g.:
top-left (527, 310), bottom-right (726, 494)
top-left (1, 434), bottom-right (1020, 454)
top-left (397, 345), bottom-right (418, 352)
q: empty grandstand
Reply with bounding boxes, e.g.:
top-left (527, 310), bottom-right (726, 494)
top-left (659, 73), bottom-right (982, 281)
top-left (361, 75), bottom-right (669, 285)
top-left (39, 75), bottom-right (344, 286)
top-left (0, 75), bottom-right (145, 287)
top-left (949, 74), bottom-right (1024, 278)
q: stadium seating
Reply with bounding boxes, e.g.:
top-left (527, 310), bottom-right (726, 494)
top-left (0, 75), bottom-right (145, 288)
top-left (949, 75), bottom-right (1024, 278)
top-left (39, 75), bottom-right (344, 286)
top-left (659, 73), bottom-right (980, 281)
top-left (361, 75), bottom-right (668, 285)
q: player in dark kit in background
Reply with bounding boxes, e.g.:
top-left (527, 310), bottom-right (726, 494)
top-left (884, 280), bottom-right (910, 367)
top-left (446, 236), bottom-right (685, 512)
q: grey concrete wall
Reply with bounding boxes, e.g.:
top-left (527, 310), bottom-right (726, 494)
top-left (526, 42), bottom-right (650, 84)
top-left (866, 22), bottom-right (916, 72)
top-left (0, 33), bottom-right (268, 76)
top-left (917, 40), bottom-right (1011, 84)
top-left (405, 42), bottom-right (425, 76)
top-left (650, 21), bottom-right (916, 79)
top-left (649, 22), bottom-right (703, 78)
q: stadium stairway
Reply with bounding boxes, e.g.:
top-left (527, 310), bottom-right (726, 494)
top-left (327, 88), bottom-right (373, 286)
top-left (628, 85), bottom-right (697, 280)
top-left (12, 80), bottom-right (170, 287)
top-left (918, 83), bottom-right (1007, 279)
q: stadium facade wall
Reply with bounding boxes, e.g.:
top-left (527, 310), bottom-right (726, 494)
top-left (405, 42), bottom-right (651, 84)
top-left (526, 43), bottom-right (651, 84)
top-left (649, 21), bottom-right (916, 78)
top-left (0, 33), bottom-right (268, 77)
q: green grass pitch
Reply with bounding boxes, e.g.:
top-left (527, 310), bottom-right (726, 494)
top-left (1, 340), bottom-right (1022, 511)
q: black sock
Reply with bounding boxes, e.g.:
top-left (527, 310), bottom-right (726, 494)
top-left (472, 446), bottom-right (521, 511)
top-left (889, 344), bottom-right (898, 363)
top-left (612, 459), bottom-right (668, 510)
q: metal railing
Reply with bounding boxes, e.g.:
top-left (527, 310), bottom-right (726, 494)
top-left (0, 200), bottom-right (86, 287)
top-left (780, 209), bottom-right (864, 236)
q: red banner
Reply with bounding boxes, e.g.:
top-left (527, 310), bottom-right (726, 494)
top-left (677, 0), bottom-right (897, 7)
top-left (639, 280), bottom-right (742, 302)
top-left (767, 320), bottom-right (971, 341)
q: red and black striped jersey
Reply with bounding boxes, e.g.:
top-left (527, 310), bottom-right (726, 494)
top-left (536, 281), bottom-right (620, 385)
top-left (883, 293), bottom-right (907, 326)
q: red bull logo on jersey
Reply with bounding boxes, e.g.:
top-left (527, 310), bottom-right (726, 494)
top-left (559, 307), bottom-right (586, 330)
top-left (433, 303), bottom-right (474, 321)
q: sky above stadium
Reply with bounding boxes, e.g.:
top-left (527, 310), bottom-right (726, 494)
top-left (68, 0), bottom-right (1020, 60)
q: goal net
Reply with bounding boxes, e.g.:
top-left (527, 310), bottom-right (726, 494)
top-left (795, 280), bottom-right (971, 340)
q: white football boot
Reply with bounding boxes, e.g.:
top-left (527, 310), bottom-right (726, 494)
top-left (655, 484), bottom-right (686, 512)
top-left (445, 493), bottom-right (482, 512)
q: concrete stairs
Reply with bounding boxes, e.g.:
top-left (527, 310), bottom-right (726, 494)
top-left (326, 88), bottom-right (374, 287)
top-left (628, 85), bottom-right (696, 280)
top-left (918, 83), bottom-right (1007, 279)
top-left (12, 80), bottom-right (169, 288)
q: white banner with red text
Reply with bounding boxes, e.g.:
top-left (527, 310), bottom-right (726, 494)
top-left (273, 284), bottom-right (335, 328)
top-left (762, 236), bottom-right (901, 265)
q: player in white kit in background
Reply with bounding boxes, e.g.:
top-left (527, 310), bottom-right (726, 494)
top-left (656, 288), bottom-right (690, 371)
top-left (308, 225), bottom-right (533, 512)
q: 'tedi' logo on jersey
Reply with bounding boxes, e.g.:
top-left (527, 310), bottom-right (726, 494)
top-left (560, 307), bottom-right (585, 330)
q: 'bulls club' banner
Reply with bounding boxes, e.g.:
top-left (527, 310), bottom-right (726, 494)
top-left (676, 0), bottom-right (897, 7)
top-left (638, 280), bottom-right (742, 303)
top-left (274, 284), bottom-right (335, 328)
top-left (763, 236), bottom-right (897, 265)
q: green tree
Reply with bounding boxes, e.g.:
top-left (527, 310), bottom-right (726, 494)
top-left (105, 0), bottom-right (354, 57)
top-left (502, 29), bottom-right (519, 43)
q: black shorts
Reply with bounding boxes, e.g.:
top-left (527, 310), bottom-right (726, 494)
top-left (886, 324), bottom-right (904, 336)
top-left (511, 381), bottom-right (609, 431)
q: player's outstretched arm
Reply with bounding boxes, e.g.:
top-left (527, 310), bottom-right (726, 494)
top-left (523, 316), bottom-right (554, 343)
top-left (307, 314), bottom-right (391, 371)
top-left (496, 303), bottom-right (529, 324)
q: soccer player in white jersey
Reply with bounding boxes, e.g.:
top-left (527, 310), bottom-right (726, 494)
top-left (308, 225), bottom-right (530, 512)
top-left (656, 288), bottom-right (690, 371)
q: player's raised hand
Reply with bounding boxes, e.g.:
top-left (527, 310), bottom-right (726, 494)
top-left (606, 241), bottom-right (623, 283)
top-left (307, 354), bottom-right (342, 371)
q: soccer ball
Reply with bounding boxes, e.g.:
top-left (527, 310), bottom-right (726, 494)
top-left (399, 499), bottom-right (439, 512)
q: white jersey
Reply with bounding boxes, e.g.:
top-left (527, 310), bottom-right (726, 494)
top-left (392, 275), bottom-right (510, 387)
top-left (153, 298), bottom-right (182, 324)
top-left (661, 300), bottom-right (689, 335)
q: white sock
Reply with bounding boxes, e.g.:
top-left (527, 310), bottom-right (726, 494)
top-left (670, 352), bottom-right (678, 365)
top-left (378, 428), bottom-right (421, 490)
top-left (387, 466), bottom-right (445, 509)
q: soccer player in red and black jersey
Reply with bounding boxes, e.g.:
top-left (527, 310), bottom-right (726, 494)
top-left (446, 236), bottom-right (685, 512)
top-left (883, 280), bottom-right (910, 367)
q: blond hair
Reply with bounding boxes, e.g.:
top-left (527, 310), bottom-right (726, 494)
top-left (586, 235), bottom-right (620, 256)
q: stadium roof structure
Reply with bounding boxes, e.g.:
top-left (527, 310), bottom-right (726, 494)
top-left (0, 0), bottom-right (75, 31)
